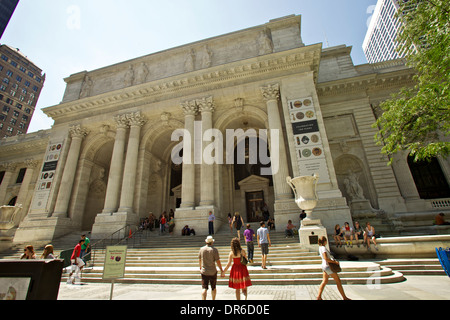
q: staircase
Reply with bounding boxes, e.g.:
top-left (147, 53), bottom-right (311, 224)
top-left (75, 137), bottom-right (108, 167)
top-left (61, 226), bottom-right (406, 285)
top-left (2, 224), bottom-right (446, 284)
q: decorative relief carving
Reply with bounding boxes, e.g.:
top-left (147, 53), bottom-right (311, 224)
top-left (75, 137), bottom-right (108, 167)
top-left (123, 65), bottom-right (135, 87)
top-left (260, 83), bottom-right (280, 101)
top-left (258, 28), bottom-right (274, 56)
top-left (79, 75), bottom-right (93, 99)
top-left (184, 49), bottom-right (195, 72)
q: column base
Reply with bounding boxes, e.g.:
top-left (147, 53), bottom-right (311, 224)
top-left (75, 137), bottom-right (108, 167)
top-left (14, 216), bottom-right (76, 243)
top-left (175, 206), bottom-right (222, 236)
top-left (91, 211), bottom-right (139, 240)
top-left (299, 219), bottom-right (329, 252)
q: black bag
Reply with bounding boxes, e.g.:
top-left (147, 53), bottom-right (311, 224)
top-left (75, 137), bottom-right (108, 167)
top-left (240, 253), bottom-right (248, 266)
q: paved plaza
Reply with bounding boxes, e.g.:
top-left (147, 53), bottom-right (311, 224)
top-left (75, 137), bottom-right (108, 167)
top-left (57, 275), bottom-right (450, 300)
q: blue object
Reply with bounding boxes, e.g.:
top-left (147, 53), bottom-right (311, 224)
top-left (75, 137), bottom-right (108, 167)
top-left (435, 247), bottom-right (450, 277)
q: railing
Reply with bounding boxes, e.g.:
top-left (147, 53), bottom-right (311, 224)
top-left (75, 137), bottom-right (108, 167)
top-left (431, 198), bottom-right (450, 209)
top-left (86, 224), bottom-right (152, 267)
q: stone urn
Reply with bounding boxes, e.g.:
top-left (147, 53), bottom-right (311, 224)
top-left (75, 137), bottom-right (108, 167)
top-left (0, 204), bottom-right (23, 230)
top-left (286, 174), bottom-right (328, 250)
top-left (286, 174), bottom-right (319, 220)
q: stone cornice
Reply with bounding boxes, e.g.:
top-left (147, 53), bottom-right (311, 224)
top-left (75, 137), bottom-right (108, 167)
top-left (316, 68), bottom-right (416, 97)
top-left (43, 44), bottom-right (322, 122)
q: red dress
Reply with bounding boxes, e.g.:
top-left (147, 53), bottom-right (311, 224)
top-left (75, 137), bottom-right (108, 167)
top-left (229, 257), bottom-right (252, 289)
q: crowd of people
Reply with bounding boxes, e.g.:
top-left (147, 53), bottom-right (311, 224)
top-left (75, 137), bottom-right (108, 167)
top-left (333, 221), bottom-right (379, 250)
top-left (17, 234), bottom-right (91, 285)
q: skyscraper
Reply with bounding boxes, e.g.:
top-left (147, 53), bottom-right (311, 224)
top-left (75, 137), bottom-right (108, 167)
top-left (0, 0), bottom-right (19, 39)
top-left (363, 0), bottom-right (404, 63)
top-left (0, 44), bottom-right (45, 138)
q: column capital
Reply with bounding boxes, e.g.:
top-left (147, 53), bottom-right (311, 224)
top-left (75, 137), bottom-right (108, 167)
top-left (181, 100), bottom-right (198, 116)
top-left (127, 112), bottom-right (147, 127)
top-left (261, 83), bottom-right (280, 102)
top-left (1, 162), bottom-right (16, 172)
top-left (114, 114), bottom-right (130, 129)
top-left (24, 159), bottom-right (39, 169)
top-left (69, 125), bottom-right (89, 139)
top-left (197, 96), bottom-right (215, 114)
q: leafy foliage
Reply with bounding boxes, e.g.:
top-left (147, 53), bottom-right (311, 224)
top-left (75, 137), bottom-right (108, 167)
top-left (374, 0), bottom-right (450, 163)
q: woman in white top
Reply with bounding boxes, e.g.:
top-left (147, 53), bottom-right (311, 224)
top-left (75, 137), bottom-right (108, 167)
top-left (317, 236), bottom-right (350, 300)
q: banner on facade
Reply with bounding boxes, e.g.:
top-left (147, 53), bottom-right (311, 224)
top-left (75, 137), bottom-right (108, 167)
top-left (29, 139), bottom-right (64, 212)
top-left (288, 97), bottom-right (330, 183)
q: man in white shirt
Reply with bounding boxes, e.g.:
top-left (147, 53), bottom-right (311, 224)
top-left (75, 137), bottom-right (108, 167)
top-left (257, 221), bottom-right (271, 269)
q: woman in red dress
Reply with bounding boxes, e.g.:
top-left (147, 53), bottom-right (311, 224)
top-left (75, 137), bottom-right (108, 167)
top-left (223, 237), bottom-right (252, 300)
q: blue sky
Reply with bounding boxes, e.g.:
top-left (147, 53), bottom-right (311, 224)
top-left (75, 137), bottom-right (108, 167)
top-left (1, 0), bottom-right (377, 133)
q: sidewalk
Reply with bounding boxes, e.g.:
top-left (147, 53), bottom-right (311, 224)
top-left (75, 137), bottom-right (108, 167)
top-left (57, 275), bottom-right (450, 300)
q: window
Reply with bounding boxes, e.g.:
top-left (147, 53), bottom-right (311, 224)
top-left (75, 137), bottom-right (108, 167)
top-left (24, 81), bottom-right (30, 87)
top-left (1, 54), bottom-right (8, 61)
top-left (6, 70), bottom-right (13, 77)
top-left (16, 76), bottom-right (22, 82)
top-left (10, 61), bottom-right (17, 67)
top-left (16, 168), bottom-right (26, 184)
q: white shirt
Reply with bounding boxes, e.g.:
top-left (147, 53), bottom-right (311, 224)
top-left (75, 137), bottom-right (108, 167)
top-left (319, 245), bottom-right (333, 268)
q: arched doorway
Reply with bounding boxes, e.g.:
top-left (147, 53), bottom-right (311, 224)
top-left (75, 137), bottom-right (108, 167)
top-left (408, 156), bottom-right (450, 199)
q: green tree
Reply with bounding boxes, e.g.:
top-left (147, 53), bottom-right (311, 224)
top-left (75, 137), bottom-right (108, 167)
top-left (374, 0), bottom-right (450, 164)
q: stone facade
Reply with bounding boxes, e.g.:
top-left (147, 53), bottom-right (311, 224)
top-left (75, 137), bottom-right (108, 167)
top-left (0, 15), bottom-right (449, 242)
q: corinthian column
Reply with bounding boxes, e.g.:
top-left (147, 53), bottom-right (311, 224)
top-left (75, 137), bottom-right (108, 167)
top-left (53, 125), bottom-right (89, 217)
top-left (118, 112), bottom-right (146, 213)
top-left (180, 100), bottom-right (197, 208)
top-left (102, 114), bottom-right (129, 213)
top-left (198, 96), bottom-right (215, 206)
top-left (261, 83), bottom-right (292, 200)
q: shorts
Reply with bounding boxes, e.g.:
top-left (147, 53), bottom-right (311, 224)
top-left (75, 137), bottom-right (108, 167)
top-left (201, 273), bottom-right (217, 290)
top-left (322, 265), bottom-right (334, 275)
top-left (260, 243), bottom-right (269, 255)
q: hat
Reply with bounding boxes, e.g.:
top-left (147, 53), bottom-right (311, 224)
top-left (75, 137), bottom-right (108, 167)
top-left (205, 235), bottom-right (215, 243)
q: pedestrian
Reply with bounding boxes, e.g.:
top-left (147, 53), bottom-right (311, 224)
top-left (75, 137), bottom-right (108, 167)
top-left (227, 213), bottom-right (233, 234)
top-left (317, 236), bottom-right (350, 300)
top-left (285, 220), bottom-right (296, 238)
top-left (20, 245), bottom-right (36, 259)
top-left (333, 224), bottom-right (343, 247)
top-left (80, 234), bottom-right (90, 261)
top-left (243, 224), bottom-right (255, 263)
top-left (168, 215), bottom-right (175, 236)
top-left (343, 222), bottom-right (354, 247)
top-left (364, 222), bottom-right (378, 250)
top-left (232, 211), bottom-right (244, 240)
top-left (68, 239), bottom-right (85, 285)
top-left (160, 212), bottom-right (167, 235)
top-left (353, 221), bottom-right (365, 247)
top-left (223, 237), bottom-right (252, 300)
top-left (299, 210), bottom-right (306, 223)
top-left (40, 244), bottom-right (55, 259)
top-left (208, 211), bottom-right (215, 235)
top-left (256, 220), bottom-right (271, 269)
top-left (198, 235), bottom-right (223, 300)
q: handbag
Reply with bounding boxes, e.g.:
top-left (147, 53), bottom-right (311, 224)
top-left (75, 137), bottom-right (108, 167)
top-left (329, 260), bottom-right (341, 273)
top-left (240, 252), bottom-right (248, 265)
